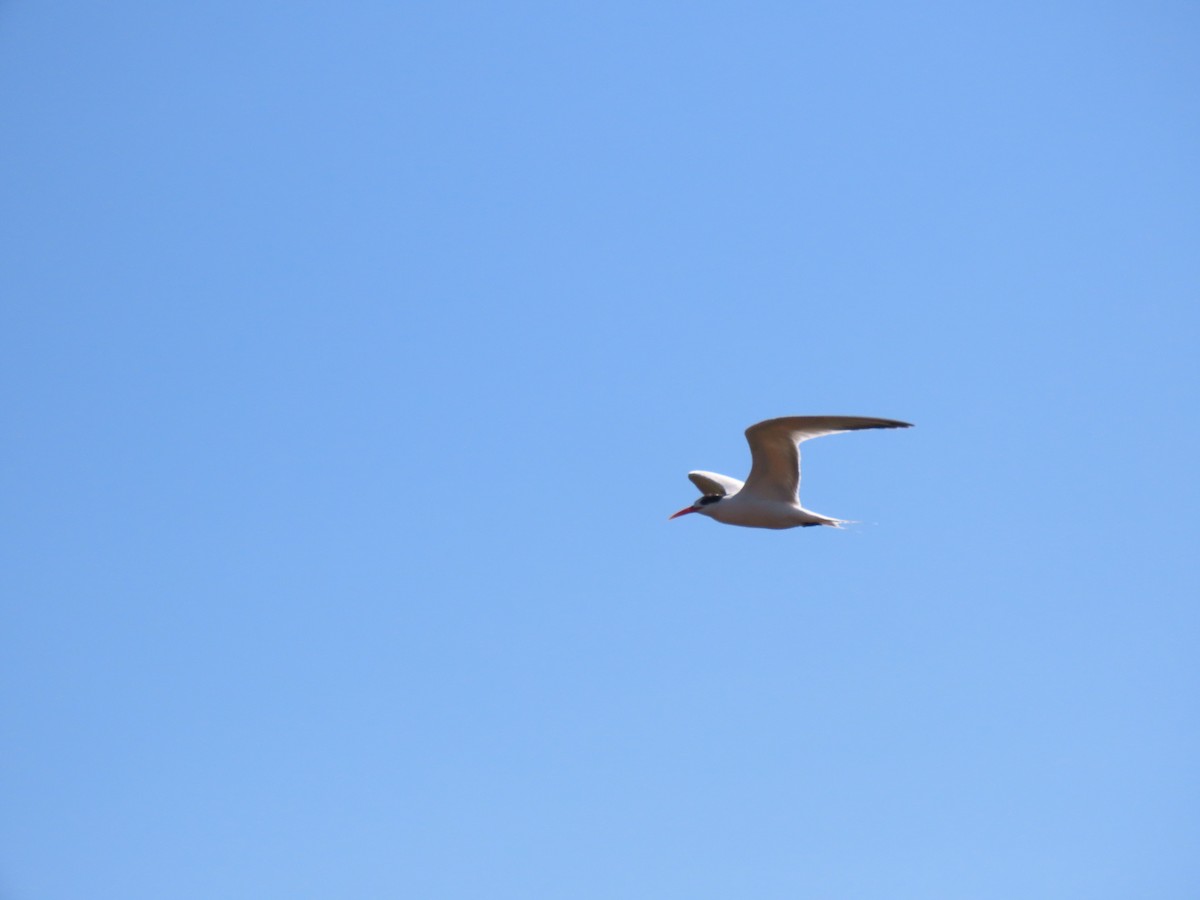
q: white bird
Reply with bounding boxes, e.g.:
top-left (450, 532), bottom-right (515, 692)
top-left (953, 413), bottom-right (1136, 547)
top-left (669, 415), bottom-right (912, 529)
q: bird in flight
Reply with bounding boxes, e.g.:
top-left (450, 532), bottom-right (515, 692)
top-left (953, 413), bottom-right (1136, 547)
top-left (669, 415), bottom-right (912, 529)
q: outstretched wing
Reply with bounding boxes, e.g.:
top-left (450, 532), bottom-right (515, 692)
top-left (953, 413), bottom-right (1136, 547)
top-left (688, 470), bottom-right (745, 497)
top-left (740, 416), bottom-right (912, 502)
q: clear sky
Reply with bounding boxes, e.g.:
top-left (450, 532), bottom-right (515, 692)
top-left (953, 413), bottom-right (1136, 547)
top-left (2, 3), bottom-right (1198, 898)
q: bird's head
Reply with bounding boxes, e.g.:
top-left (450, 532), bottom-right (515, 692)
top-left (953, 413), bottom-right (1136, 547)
top-left (669, 494), bottom-right (723, 520)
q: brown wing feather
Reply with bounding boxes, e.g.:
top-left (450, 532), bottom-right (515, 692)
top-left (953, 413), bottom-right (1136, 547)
top-left (740, 416), bottom-right (912, 502)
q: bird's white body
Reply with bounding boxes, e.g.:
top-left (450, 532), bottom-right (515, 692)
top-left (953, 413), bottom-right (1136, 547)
top-left (701, 493), bottom-right (838, 530)
top-left (671, 416), bottom-right (912, 530)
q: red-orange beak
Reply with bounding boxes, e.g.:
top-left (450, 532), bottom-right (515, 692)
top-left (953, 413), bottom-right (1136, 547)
top-left (669, 505), bottom-right (698, 520)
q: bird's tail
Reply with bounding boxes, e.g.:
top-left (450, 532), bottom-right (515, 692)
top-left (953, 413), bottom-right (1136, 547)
top-left (801, 509), bottom-right (849, 528)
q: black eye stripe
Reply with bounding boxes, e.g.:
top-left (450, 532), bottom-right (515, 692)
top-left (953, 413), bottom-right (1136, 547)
top-left (697, 495), bottom-right (722, 506)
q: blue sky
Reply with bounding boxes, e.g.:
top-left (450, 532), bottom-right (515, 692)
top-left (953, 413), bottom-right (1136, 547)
top-left (2, 2), bottom-right (1198, 898)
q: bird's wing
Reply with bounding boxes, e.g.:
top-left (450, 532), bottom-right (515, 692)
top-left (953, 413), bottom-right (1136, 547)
top-left (740, 416), bottom-right (913, 502)
top-left (688, 470), bottom-right (745, 496)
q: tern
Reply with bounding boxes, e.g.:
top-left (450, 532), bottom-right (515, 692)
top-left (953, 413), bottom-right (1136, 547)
top-left (670, 415), bottom-right (912, 529)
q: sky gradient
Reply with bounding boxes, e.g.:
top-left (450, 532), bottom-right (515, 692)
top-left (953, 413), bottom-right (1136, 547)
top-left (3, 3), bottom-right (1198, 898)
